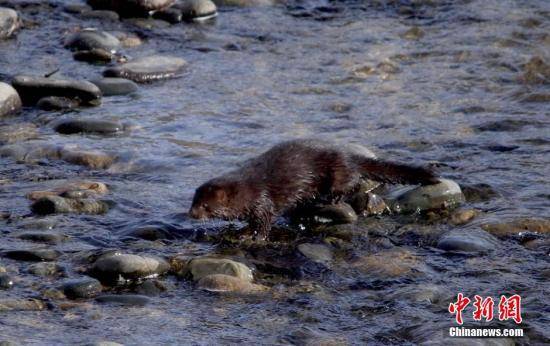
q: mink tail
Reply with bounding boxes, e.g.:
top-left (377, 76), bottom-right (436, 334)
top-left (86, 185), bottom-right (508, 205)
top-left (354, 156), bottom-right (439, 185)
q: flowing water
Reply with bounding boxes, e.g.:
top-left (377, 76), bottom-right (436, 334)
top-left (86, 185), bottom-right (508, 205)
top-left (0, 0), bottom-right (549, 344)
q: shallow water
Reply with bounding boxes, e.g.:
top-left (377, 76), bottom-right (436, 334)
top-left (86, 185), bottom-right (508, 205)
top-left (0, 0), bottom-right (549, 344)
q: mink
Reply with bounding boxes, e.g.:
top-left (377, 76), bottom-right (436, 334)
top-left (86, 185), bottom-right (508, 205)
top-left (189, 139), bottom-right (438, 239)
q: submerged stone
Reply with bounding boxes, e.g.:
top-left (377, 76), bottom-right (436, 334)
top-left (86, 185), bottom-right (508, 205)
top-left (63, 278), bottom-right (103, 299)
top-left (90, 78), bottom-right (138, 96)
top-left (185, 257), bottom-right (253, 282)
top-left (176, 0), bottom-right (218, 21)
top-left (87, 0), bottom-right (176, 17)
top-left (437, 229), bottom-right (500, 253)
top-left (95, 294), bottom-right (150, 306)
top-left (73, 49), bottom-right (113, 63)
top-left (4, 249), bottom-right (61, 262)
top-left (54, 119), bottom-right (124, 135)
top-left (37, 96), bottom-right (80, 111)
top-left (297, 243), bottom-right (333, 264)
top-left (31, 196), bottom-right (110, 215)
top-left (197, 274), bottom-right (266, 293)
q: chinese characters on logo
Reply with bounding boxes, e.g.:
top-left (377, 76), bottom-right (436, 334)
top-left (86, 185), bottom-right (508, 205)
top-left (449, 294), bottom-right (522, 325)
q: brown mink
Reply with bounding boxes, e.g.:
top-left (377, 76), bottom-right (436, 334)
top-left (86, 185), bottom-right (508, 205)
top-left (189, 139), bottom-right (438, 239)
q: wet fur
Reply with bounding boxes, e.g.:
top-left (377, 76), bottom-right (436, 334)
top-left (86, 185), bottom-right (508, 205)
top-left (189, 139), bottom-right (438, 238)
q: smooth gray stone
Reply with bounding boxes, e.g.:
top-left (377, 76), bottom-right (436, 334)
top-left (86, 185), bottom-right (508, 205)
top-left (87, 0), bottom-right (175, 17)
top-left (0, 82), bottom-right (22, 117)
top-left (65, 29), bottom-right (120, 52)
top-left (437, 229), bottom-right (500, 253)
top-left (12, 76), bottom-right (102, 106)
top-left (37, 96), bottom-right (80, 111)
top-left (4, 249), bottom-right (61, 262)
top-left (91, 78), bottom-right (138, 96)
top-left (0, 7), bottom-right (18, 39)
top-left (63, 278), bottom-right (102, 299)
top-left (103, 55), bottom-right (187, 83)
top-left (90, 253), bottom-right (169, 284)
top-left (54, 119), bottom-right (124, 135)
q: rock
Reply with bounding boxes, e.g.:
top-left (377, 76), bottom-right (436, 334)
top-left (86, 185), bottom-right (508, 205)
top-left (437, 229), bottom-right (500, 253)
top-left (297, 243), bottom-right (333, 264)
top-left (152, 7), bottom-right (183, 23)
top-left (197, 274), bottom-right (267, 293)
top-left (95, 294), bottom-right (150, 306)
top-left (63, 278), bottom-right (102, 299)
top-left (16, 232), bottom-right (67, 244)
top-left (0, 82), bottom-right (22, 117)
top-left (401, 26), bottom-right (425, 40)
top-left (12, 76), bottom-right (102, 106)
top-left (0, 273), bottom-right (13, 289)
top-left (0, 123), bottom-right (37, 144)
top-left (27, 180), bottom-right (108, 201)
top-left (176, 0), bottom-right (218, 21)
top-left (134, 279), bottom-right (168, 296)
top-left (0, 298), bottom-right (45, 311)
top-left (64, 4), bottom-right (93, 14)
top-left (59, 148), bottom-right (115, 169)
top-left (352, 249), bottom-right (427, 278)
top-left (90, 253), bottom-right (169, 284)
top-left (482, 218), bottom-right (550, 237)
top-left (212, 0), bottom-right (274, 6)
top-left (520, 56), bottom-right (550, 85)
top-left (185, 257), bottom-right (253, 282)
top-left (65, 29), bottom-right (120, 52)
top-left (37, 96), bottom-right (80, 111)
top-left (54, 119), bottom-right (124, 135)
top-left (81, 10), bottom-right (121, 21)
top-left (0, 7), bottom-right (18, 39)
top-left (31, 196), bottom-right (110, 215)
top-left (4, 249), bottom-right (61, 262)
top-left (390, 178), bottom-right (465, 213)
top-left (450, 209), bottom-right (477, 226)
top-left (73, 49), bottom-right (113, 63)
top-left (313, 203), bottom-right (358, 224)
top-left (90, 78), bottom-right (138, 96)
top-left (461, 183), bottom-right (498, 202)
top-left (103, 55), bottom-right (187, 83)
top-left (348, 189), bottom-right (387, 216)
top-left (87, 0), bottom-right (176, 17)
top-left (28, 262), bottom-right (64, 277)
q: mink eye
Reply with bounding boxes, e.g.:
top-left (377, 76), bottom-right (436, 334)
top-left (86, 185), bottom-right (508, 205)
top-left (202, 203), bottom-right (209, 209)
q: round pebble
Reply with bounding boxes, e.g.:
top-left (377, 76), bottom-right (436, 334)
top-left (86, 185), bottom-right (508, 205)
top-left (0, 82), bottom-right (22, 117)
top-left (103, 55), bottom-right (187, 83)
top-left (63, 278), bottom-right (103, 299)
top-left (90, 78), bottom-right (138, 96)
top-left (90, 253), bottom-right (169, 284)
top-left (437, 229), bottom-right (500, 253)
top-left (12, 76), bottom-right (102, 106)
top-left (0, 7), bottom-right (18, 39)
top-left (4, 249), bottom-right (61, 262)
top-left (65, 29), bottom-right (120, 52)
top-left (54, 119), bottom-right (124, 135)
top-left (390, 178), bottom-right (465, 213)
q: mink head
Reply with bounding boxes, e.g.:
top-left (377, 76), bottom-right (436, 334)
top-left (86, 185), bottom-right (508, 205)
top-left (188, 179), bottom-right (243, 220)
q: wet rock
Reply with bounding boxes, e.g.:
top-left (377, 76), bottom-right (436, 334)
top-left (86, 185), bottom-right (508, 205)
top-left (176, 0), bottom-right (218, 21)
top-left (352, 248), bottom-right (427, 278)
top-left (95, 294), bottom-right (150, 306)
top-left (450, 209), bottom-right (477, 225)
top-left (4, 249), bottom-right (61, 262)
top-left (64, 4), bottom-right (93, 14)
top-left (183, 257), bottom-right (253, 282)
top-left (520, 56), bottom-right (550, 85)
top-left (87, 0), bottom-right (176, 17)
top-left (31, 196), bottom-right (109, 215)
top-left (134, 279), bottom-right (168, 296)
top-left (0, 142), bottom-right (60, 163)
top-left (212, 0), bottom-right (274, 6)
top-left (475, 119), bottom-right (534, 132)
top-left (73, 49), bottom-right (113, 63)
top-left (65, 29), bottom-right (120, 53)
top-left (437, 229), bottom-right (499, 253)
top-left (482, 218), bottom-right (550, 237)
top-left (103, 55), bottom-right (187, 83)
top-left (81, 10), bottom-right (121, 21)
top-left (12, 76), bottom-right (102, 106)
top-left (313, 203), bottom-right (358, 224)
top-left (37, 96), bottom-right (80, 111)
top-left (0, 298), bottom-right (45, 311)
top-left (0, 123), bottom-right (37, 144)
top-left (90, 78), bottom-right (138, 96)
top-left (0, 273), bottom-right (13, 289)
top-left (28, 262), bottom-right (64, 277)
top-left (63, 278), bottom-right (102, 299)
top-left (0, 82), bottom-right (22, 118)
top-left (461, 183), bottom-right (498, 202)
top-left (297, 243), bottom-right (333, 264)
top-left (54, 119), bottom-right (124, 135)
top-left (27, 180), bottom-right (108, 201)
top-left (90, 253), bottom-right (169, 284)
top-left (197, 274), bottom-right (267, 293)
top-left (0, 7), bottom-right (18, 39)
top-left (16, 232), bottom-right (67, 244)
top-left (152, 7), bottom-right (183, 23)
top-left (401, 26), bottom-right (425, 40)
top-left (59, 148), bottom-right (115, 169)
top-left (390, 178), bottom-right (465, 213)
top-left (348, 190), bottom-right (387, 216)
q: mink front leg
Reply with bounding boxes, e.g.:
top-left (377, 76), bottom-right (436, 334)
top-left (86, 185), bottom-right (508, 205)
top-left (247, 196), bottom-right (275, 240)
